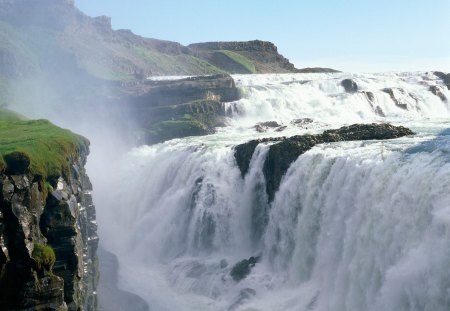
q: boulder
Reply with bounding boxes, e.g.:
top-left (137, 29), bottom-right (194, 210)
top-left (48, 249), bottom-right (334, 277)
top-left (341, 79), bottom-right (358, 93)
top-left (230, 256), bottom-right (259, 282)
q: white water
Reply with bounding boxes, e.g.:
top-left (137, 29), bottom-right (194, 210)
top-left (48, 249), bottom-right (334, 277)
top-left (93, 72), bottom-right (450, 310)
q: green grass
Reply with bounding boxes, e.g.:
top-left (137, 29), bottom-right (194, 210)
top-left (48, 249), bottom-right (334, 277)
top-left (0, 108), bottom-right (89, 182)
top-left (131, 45), bottom-right (225, 75)
top-left (32, 243), bottom-right (56, 272)
top-left (144, 119), bottom-right (208, 143)
top-left (218, 50), bottom-right (256, 73)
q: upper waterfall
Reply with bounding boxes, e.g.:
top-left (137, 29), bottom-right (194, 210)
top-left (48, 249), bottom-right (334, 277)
top-left (91, 72), bottom-right (450, 311)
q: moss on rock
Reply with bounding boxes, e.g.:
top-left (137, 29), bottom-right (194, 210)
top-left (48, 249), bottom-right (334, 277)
top-left (32, 243), bottom-right (56, 272)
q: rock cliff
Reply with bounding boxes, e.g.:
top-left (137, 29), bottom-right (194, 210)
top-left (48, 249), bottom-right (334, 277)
top-left (124, 74), bottom-right (241, 144)
top-left (235, 123), bottom-right (414, 201)
top-left (0, 110), bottom-right (98, 310)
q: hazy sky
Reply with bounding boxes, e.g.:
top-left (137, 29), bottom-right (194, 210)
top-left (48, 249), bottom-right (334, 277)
top-left (75, 0), bottom-right (450, 72)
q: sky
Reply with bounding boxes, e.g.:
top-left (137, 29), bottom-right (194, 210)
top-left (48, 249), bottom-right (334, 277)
top-left (75, 0), bottom-right (450, 72)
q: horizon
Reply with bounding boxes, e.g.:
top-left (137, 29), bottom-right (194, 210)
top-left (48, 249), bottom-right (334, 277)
top-left (75, 0), bottom-right (450, 73)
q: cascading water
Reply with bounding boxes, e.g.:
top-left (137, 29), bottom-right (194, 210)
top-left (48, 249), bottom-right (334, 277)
top-left (91, 72), bottom-right (450, 310)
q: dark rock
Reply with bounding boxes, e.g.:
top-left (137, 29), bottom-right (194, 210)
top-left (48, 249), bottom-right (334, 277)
top-left (235, 123), bottom-right (414, 201)
top-left (189, 40), bottom-right (298, 73)
top-left (374, 106), bottom-right (386, 117)
top-left (382, 88), bottom-right (408, 110)
top-left (230, 256), bottom-right (260, 282)
top-left (254, 124), bottom-right (266, 133)
top-left (341, 79), bottom-right (358, 93)
top-left (234, 140), bottom-right (261, 177)
top-left (361, 91), bottom-right (386, 116)
top-left (444, 74), bottom-right (450, 85)
top-left (258, 121), bottom-right (281, 128)
top-left (291, 118), bottom-right (314, 127)
top-left (127, 74), bottom-right (240, 144)
top-left (429, 85), bottom-right (447, 101)
top-left (275, 126), bottom-right (287, 132)
top-left (433, 71), bottom-right (446, 79)
top-left (254, 121), bottom-right (282, 132)
top-left (4, 151), bottom-right (30, 175)
top-left (0, 152), bottom-right (98, 310)
top-left (363, 91), bottom-right (375, 103)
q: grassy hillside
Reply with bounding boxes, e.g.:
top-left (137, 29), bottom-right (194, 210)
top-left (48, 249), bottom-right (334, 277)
top-left (218, 50), bottom-right (257, 73)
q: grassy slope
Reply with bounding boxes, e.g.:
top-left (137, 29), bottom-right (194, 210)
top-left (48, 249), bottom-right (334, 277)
top-left (131, 45), bottom-right (225, 76)
top-left (0, 108), bottom-right (89, 180)
top-left (218, 50), bottom-right (257, 73)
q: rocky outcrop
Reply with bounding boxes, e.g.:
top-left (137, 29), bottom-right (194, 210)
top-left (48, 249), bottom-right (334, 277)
top-left (124, 74), bottom-right (239, 107)
top-left (189, 40), bottom-right (298, 74)
top-left (235, 123), bottom-right (414, 201)
top-left (230, 256), bottom-right (259, 282)
top-left (382, 88), bottom-right (410, 110)
top-left (341, 79), bottom-right (358, 93)
top-left (126, 74), bottom-right (240, 144)
top-left (429, 85), bottom-right (447, 101)
top-left (0, 151), bottom-right (98, 310)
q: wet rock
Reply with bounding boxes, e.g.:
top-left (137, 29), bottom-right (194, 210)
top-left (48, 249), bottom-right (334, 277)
top-left (275, 126), bottom-right (287, 132)
top-left (254, 124), bottom-right (266, 133)
top-left (429, 85), bottom-right (447, 102)
top-left (341, 79), bottom-right (358, 93)
top-left (230, 256), bottom-right (259, 282)
top-left (235, 123), bottom-right (414, 201)
top-left (382, 88), bottom-right (408, 110)
top-left (374, 106), bottom-right (386, 117)
top-left (363, 91), bottom-right (375, 103)
top-left (434, 71), bottom-right (446, 79)
top-left (291, 118), bottom-right (314, 127)
top-left (254, 121), bottom-right (282, 133)
top-left (258, 121), bottom-right (281, 128)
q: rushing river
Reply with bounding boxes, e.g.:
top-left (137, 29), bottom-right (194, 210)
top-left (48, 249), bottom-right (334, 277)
top-left (91, 72), bottom-right (450, 310)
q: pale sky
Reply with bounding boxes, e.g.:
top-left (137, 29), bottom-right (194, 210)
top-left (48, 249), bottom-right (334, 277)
top-left (75, 0), bottom-right (450, 73)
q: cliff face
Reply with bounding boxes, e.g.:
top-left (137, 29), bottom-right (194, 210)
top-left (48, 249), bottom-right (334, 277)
top-left (0, 110), bottom-right (98, 311)
top-left (189, 40), bottom-right (297, 74)
top-left (0, 152), bottom-right (98, 311)
top-left (124, 74), bottom-right (241, 144)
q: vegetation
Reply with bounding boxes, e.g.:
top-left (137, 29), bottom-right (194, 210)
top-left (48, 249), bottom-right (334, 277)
top-left (131, 45), bottom-right (225, 75)
top-left (144, 119), bottom-right (209, 143)
top-left (0, 108), bottom-right (89, 181)
top-left (32, 243), bottom-right (56, 271)
top-left (218, 50), bottom-right (256, 73)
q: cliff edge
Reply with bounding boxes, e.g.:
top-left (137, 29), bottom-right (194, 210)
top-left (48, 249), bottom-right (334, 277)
top-left (0, 108), bottom-right (98, 310)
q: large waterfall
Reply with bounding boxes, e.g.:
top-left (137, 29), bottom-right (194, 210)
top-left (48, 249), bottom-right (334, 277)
top-left (91, 72), bottom-right (450, 310)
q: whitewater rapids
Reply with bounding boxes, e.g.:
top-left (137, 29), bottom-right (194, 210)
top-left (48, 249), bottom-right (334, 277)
top-left (91, 72), bottom-right (450, 311)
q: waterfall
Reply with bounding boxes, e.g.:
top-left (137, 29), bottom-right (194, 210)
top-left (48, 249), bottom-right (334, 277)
top-left (91, 71), bottom-right (450, 310)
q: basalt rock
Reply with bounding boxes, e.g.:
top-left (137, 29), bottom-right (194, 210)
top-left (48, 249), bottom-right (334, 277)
top-left (341, 79), bottom-right (358, 93)
top-left (235, 123), bottom-right (414, 202)
top-left (230, 256), bottom-right (259, 282)
top-left (0, 151), bottom-right (98, 310)
top-left (127, 74), bottom-right (240, 144)
top-left (429, 85), bottom-right (447, 102)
